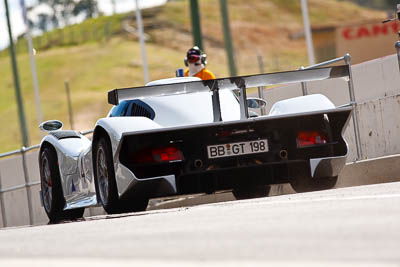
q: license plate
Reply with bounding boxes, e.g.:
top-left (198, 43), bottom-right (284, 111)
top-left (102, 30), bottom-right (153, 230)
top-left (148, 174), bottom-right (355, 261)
top-left (207, 139), bottom-right (269, 159)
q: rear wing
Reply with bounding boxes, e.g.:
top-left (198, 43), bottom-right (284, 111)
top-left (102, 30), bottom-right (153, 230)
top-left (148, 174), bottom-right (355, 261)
top-left (108, 65), bottom-right (350, 122)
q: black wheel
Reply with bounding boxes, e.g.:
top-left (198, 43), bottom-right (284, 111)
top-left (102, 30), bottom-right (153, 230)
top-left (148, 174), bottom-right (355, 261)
top-left (40, 147), bottom-right (84, 222)
top-left (93, 136), bottom-right (149, 214)
top-left (93, 137), bottom-right (120, 214)
top-left (232, 185), bottom-right (271, 200)
top-left (290, 175), bottom-right (338, 193)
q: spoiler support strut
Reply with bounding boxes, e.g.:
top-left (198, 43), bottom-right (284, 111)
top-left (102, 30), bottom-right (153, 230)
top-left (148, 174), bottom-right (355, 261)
top-left (210, 81), bottom-right (222, 122)
top-left (238, 83), bottom-right (249, 120)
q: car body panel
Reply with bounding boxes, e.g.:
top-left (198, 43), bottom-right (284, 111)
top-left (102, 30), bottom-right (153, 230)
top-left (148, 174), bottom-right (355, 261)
top-left (269, 94), bottom-right (336, 116)
top-left (95, 117), bottom-right (163, 156)
top-left (40, 133), bottom-right (94, 209)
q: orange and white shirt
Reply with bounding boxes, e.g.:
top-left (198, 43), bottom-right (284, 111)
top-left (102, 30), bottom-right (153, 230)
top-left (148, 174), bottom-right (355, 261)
top-left (184, 68), bottom-right (216, 80)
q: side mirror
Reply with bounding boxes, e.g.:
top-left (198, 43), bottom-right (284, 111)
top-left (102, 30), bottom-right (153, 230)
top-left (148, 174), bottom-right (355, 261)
top-left (39, 120), bottom-right (63, 132)
top-left (247, 97), bottom-right (267, 109)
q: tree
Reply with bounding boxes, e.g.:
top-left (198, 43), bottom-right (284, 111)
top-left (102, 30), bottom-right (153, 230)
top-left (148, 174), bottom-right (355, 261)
top-left (73, 0), bottom-right (99, 19)
top-left (111, 0), bottom-right (116, 14)
top-left (38, 14), bottom-right (51, 32)
top-left (28, 0), bottom-right (98, 32)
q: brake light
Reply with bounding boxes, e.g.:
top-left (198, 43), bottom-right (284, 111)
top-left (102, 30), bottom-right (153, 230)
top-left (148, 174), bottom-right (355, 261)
top-left (133, 146), bottom-right (183, 164)
top-left (297, 131), bottom-right (327, 148)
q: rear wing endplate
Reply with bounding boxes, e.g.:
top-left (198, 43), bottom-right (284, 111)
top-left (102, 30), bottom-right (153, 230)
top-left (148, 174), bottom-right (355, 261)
top-left (108, 65), bottom-right (350, 121)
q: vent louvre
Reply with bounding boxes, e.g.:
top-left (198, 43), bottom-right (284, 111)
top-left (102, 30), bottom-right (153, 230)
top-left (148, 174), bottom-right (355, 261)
top-left (132, 103), bottom-right (152, 119)
top-left (50, 130), bottom-right (81, 140)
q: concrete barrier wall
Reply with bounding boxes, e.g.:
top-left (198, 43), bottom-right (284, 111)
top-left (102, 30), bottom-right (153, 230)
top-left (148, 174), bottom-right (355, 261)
top-left (0, 151), bottom-right (46, 228)
top-left (357, 95), bottom-right (400, 158)
top-left (0, 53), bottom-right (399, 228)
top-left (2, 188), bottom-right (31, 227)
top-left (0, 155), bottom-right (26, 190)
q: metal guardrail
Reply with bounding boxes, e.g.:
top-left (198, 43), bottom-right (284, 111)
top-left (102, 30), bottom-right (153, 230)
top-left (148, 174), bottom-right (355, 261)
top-left (0, 144), bottom-right (40, 159)
top-left (299, 53), bottom-right (362, 161)
top-left (0, 129), bottom-right (93, 227)
top-left (0, 181), bottom-right (41, 194)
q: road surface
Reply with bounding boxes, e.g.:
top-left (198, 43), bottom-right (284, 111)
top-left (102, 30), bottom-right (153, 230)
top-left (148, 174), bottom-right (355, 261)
top-left (0, 182), bottom-right (399, 266)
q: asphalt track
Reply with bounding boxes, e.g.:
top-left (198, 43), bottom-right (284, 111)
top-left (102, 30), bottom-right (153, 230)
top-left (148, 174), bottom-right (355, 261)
top-left (0, 182), bottom-right (400, 267)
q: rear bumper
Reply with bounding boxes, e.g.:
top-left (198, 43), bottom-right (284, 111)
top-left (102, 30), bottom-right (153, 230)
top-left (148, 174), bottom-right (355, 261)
top-left (310, 155), bottom-right (347, 178)
top-left (115, 162), bottom-right (177, 198)
top-left (115, 154), bottom-right (347, 197)
top-left (115, 107), bottom-right (351, 197)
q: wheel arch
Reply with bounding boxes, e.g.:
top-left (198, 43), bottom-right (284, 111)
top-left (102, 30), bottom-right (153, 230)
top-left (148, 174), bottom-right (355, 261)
top-left (39, 141), bottom-right (60, 180)
top-left (92, 125), bottom-right (124, 213)
top-left (39, 141), bottom-right (58, 161)
top-left (93, 125), bottom-right (111, 146)
top-left (38, 141), bottom-right (68, 217)
top-left (92, 125), bottom-right (114, 178)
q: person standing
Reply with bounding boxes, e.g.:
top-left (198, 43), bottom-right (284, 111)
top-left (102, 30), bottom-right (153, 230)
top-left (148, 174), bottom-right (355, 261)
top-left (184, 46), bottom-right (216, 80)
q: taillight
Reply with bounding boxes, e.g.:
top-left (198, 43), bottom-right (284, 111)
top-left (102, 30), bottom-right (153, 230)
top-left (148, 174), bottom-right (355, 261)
top-left (297, 131), bottom-right (327, 148)
top-left (133, 146), bottom-right (183, 164)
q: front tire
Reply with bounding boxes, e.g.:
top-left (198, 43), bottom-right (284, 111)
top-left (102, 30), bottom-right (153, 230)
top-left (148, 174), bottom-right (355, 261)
top-left (40, 147), bottom-right (84, 222)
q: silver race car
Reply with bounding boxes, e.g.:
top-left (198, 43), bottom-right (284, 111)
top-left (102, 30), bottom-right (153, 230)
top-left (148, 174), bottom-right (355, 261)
top-left (38, 66), bottom-right (352, 222)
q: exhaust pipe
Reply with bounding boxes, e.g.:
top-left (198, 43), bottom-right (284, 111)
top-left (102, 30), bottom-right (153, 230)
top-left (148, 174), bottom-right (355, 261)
top-left (194, 159), bottom-right (203, 168)
top-left (279, 150), bottom-right (288, 160)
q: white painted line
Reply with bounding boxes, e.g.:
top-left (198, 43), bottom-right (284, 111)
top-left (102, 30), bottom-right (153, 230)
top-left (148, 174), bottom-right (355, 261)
top-left (230, 193), bottom-right (400, 208)
top-left (0, 259), bottom-right (397, 267)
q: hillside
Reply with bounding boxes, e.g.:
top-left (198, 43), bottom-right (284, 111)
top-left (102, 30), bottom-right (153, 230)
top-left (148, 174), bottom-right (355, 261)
top-left (0, 0), bottom-right (386, 153)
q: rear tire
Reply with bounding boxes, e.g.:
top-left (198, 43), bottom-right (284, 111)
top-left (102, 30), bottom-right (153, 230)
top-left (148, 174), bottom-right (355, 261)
top-left (232, 185), bottom-right (271, 200)
top-left (93, 137), bottom-right (121, 214)
top-left (93, 136), bottom-right (149, 214)
top-left (120, 197), bottom-right (149, 213)
top-left (290, 175), bottom-right (338, 193)
top-left (40, 147), bottom-right (84, 223)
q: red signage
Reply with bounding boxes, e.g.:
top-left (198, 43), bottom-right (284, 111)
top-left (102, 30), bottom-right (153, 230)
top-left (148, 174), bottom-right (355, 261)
top-left (342, 22), bottom-right (399, 40)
